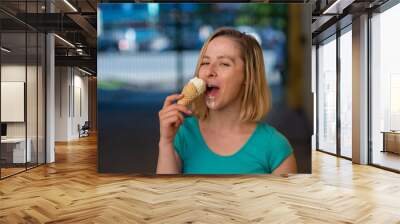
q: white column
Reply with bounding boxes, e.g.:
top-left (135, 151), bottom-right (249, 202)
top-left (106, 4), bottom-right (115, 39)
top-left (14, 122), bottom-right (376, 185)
top-left (352, 14), bottom-right (369, 164)
top-left (45, 1), bottom-right (55, 163)
top-left (46, 33), bottom-right (55, 163)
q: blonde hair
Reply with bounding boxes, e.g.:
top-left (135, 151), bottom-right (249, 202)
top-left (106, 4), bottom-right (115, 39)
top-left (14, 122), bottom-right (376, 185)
top-left (191, 27), bottom-right (271, 122)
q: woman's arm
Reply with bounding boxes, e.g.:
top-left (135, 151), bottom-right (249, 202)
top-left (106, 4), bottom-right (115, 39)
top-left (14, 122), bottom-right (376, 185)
top-left (156, 141), bottom-right (182, 174)
top-left (157, 94), bottom-right (191, 174)
top-left (272, 154), bottom-right (297, 175)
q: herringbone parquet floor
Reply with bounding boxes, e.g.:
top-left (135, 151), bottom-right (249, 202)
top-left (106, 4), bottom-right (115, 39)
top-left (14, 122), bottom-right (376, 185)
top-left (1, 134), bottom-right (400, 223)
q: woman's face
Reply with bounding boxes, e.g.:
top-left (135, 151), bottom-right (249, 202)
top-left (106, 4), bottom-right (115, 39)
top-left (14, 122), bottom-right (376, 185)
top-left (198, 36), bottom-right (245, 111)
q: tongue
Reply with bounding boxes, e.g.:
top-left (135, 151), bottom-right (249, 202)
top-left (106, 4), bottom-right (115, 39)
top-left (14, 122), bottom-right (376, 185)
top-left (208, 87), bottom-right (219, 97)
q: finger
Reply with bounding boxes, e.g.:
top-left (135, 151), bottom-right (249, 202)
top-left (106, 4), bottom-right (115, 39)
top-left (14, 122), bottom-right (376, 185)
top-left (161, 111), bottom-right (184, 125)
top-left (161, 112), bottom-right (184, 128)
top-left (160, 109), bottom-right (180, 120)
top-left (175, 120), bottom-right (181, 128)
top-left (163, 94), bottom-right (184, 108)
top-left (174, 115), bottom-right (183, 128)
top-left (162, 104), bottom-right (192, 115)
top-left (159, 104), bottom-right (191, 118)
top-left (163, 115), bottom-right (182, 128)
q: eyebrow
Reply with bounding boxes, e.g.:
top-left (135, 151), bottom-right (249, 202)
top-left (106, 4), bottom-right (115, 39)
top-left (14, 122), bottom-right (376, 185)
top-left (202, 55), bottom-right (235, 63)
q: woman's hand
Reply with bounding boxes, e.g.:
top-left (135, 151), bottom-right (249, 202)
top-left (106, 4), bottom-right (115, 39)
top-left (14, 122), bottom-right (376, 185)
top-left (159, 94), bottom-right (192, 144)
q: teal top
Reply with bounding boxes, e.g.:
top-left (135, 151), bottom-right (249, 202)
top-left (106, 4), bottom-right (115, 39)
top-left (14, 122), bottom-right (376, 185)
top-left (173, 117), bottom-right (293, 174)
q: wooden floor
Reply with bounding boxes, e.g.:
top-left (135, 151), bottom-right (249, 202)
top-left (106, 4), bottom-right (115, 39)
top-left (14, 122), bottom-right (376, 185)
top-left (1, 135), bottom-right (400, 223)
top-left (1, 163), bottom-right (45, 178)
top-left (1, 167), bottom-right (26, 178)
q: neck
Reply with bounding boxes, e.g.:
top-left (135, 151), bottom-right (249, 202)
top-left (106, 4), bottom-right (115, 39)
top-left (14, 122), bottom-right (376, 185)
top-left (204, 100), bottom-right (254, 133)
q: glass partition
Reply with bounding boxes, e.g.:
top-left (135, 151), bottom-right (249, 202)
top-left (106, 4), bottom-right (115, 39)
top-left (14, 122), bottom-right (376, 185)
top-left (1, 30), bottom-right (28, 177)
top-left (27, 30), bottom-right (38, 169)
top-left (0, 1), bottom-right (46, 179)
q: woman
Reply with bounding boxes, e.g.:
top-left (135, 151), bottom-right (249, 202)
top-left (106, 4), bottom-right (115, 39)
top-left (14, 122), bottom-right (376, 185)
top-left (157, 28), bottom-right (297, 174)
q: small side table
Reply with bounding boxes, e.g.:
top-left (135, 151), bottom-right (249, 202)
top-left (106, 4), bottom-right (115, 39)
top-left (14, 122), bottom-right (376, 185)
top-left (381, 131), bottom-right (400, 154)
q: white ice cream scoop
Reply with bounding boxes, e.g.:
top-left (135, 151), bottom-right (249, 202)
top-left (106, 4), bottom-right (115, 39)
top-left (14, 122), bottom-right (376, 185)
top-left (177, 77), bottom-right (206, 106)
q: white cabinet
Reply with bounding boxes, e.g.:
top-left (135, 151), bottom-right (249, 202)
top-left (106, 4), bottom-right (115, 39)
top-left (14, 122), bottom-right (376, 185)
top-left (1, 138), bottom-right (31, 163)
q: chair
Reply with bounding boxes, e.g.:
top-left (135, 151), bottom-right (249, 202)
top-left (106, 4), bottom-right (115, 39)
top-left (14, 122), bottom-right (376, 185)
top-left (78, 121), bottom-right (90, 138)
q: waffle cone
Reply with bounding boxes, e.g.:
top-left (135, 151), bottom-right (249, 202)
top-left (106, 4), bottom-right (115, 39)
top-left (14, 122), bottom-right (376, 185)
top-left (177, 83), bottom-right (199, 106)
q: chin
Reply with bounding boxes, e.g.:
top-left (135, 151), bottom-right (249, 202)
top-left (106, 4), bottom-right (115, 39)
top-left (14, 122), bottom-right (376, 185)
top-left (206, 100), bottom-right (229, 111)
top-left (206, 101), bottom-right (219, 110)
top-left (205, 95), bottom-right (228, 111)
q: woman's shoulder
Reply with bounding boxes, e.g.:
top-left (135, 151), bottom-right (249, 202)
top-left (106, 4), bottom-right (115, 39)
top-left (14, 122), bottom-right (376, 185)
top-left (257, 123), bottom-right (291, 147)
top-left (258, 122), bottom-right (282, 136)
top-left (256, 123), bottom-right (293, 171)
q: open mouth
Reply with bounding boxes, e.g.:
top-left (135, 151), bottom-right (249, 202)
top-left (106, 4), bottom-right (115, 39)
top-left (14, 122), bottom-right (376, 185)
top-left (206, 84), bottom-right (220, 97)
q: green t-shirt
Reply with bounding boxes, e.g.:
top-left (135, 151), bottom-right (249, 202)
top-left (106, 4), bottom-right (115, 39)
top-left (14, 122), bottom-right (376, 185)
top-left (173, 117), bottom-right (293, 174)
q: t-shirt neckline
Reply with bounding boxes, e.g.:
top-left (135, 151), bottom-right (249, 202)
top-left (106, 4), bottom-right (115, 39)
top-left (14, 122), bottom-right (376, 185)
top-left (194, 117), bottom-right (260, 158)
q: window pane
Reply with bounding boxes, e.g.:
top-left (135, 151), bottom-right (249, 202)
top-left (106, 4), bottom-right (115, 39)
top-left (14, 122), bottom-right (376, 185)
top-left (318, 37), bottom-right (337, 154)
top-left (371, 3), bottom-right (400, 171)
top-left (340, 30), bottom-right (352, 158)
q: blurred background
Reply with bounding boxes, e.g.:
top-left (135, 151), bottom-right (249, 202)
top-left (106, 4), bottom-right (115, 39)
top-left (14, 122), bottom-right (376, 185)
top-left (97, 3), bottom-right (312, 174)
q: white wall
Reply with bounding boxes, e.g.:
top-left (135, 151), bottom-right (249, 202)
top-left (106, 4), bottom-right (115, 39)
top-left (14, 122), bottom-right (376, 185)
top-left (1, 65), bottom-right (39, 138)
top-left (55, 66), bottom-right (69, 141)
top-left (72, 73), bottom-right (89, 138)
top-left (1, 65), bottom-right (26, 139)
top-left (55, 67), bottom-right (89, 141)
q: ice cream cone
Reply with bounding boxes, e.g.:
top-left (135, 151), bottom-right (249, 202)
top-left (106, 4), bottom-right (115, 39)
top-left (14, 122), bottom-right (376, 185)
top-left (177, 78), bottom-right (205, 106)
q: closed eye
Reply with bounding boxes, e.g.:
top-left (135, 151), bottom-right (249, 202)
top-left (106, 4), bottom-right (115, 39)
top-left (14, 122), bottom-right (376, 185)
top-left (200, 62), bottom-right (209, 66)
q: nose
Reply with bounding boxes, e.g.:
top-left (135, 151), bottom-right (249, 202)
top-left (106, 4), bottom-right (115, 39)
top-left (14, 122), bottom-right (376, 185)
top-left (205, 62), bottom-right (217, 78)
